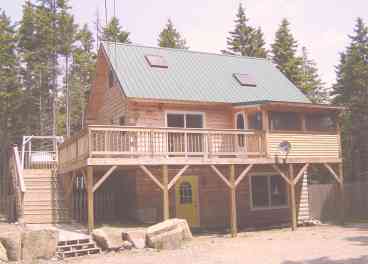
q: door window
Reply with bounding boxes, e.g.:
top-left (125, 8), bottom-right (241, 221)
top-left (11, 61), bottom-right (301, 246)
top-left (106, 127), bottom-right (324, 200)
top-left (179, 182), bottom-right (193, 204)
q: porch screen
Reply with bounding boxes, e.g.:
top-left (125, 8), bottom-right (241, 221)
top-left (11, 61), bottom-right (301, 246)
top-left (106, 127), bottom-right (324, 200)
top-left (251, 175), bottom-right (287, 209)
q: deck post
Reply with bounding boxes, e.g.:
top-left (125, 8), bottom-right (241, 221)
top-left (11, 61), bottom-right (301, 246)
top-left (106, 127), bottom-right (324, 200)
top-left (162, 165), bottom-right (169, 220)
top-left (338, 163), bottom-right (345, 225)
top-left (229, 164), bottom-right (237, 237)
top-left (86, 166), bottom-right (94, 233)
top-left (288, 164), bottom-right (297, 231)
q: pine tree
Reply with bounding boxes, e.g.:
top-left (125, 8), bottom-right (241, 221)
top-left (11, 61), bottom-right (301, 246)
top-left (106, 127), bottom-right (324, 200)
top-left (68, 24), bottom-right (96, 134)
top-left (158, 19), bottom-right (188, 49)
top-left (225, 3), bottom-right (267, 57)
top-left (300, 47), bottom-right (327, 103)
top-left (331, 18), bottom-right (368, 181)
top-left (0, 9), bottom-right (22, 146)
top-left (271, 18), bottom-right (303, 87)
top-left (102, 17), bottom-right (130, 43)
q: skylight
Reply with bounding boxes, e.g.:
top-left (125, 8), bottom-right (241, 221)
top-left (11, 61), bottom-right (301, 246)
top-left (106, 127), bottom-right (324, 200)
top-left (145, 55), bottom-right (168, 68)
top-left (233, 73), bottom-right (257, 87)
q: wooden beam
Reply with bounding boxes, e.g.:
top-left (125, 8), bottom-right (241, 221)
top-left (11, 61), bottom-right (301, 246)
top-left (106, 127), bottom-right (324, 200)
top-left (293, 163), bottom-right (310, 185)
top-left (338, 163), bottom-right (345, 225)
top-left (92, 165), bottom-right (118, 193)
top-left (272, 164), bottom-right (291, 185)
top-left (235, 164), bottom-right (254, 187)
top-left (288, 164), bottom-right (297, 231)
top-left (323, 163), bottom-right (342, 184)
top-left (139, 165), bottom-right (164, 190)
top-left (229, 164), bottom-right (237, 237)
top-left (210, 165), bottom-right (232, 188)
top-left (168, 165), bottom-right (190, 190)
top-left (162, 165), bottom-right (169, 220)
top-left (86, 166), bottom-right (94, 233)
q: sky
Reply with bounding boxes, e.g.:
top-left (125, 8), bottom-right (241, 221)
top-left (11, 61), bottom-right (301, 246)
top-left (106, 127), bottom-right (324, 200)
top-left (3, 0), bottom-right (368, 86)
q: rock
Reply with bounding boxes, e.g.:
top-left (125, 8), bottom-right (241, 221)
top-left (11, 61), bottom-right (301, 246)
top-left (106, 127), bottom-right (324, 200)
top-left (146, 218), bottom-right (192, 250)
top-left (22, 229), bottom-right (59, 261)
top-left (92, 229), bottom-right (112, 251)
top-left (122, 230), bottom-right (146, 249)
top-left (122, 240), bottom-right (133, 250)
top-left (0, 241), bottom-right (8, 262)
top-left (0, 231), bottom-right (22, 261)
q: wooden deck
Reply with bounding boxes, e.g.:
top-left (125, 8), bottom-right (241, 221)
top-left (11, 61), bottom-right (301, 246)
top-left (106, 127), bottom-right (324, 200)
top-left (58, 125), bottom-right (341, 173)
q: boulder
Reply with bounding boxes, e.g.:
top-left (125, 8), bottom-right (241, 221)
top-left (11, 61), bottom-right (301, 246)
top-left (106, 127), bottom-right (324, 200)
top-left (0, 241), bottom-right (8, 262)
top-left (122, 230), bottom-right (146, 249)
top-left (146, 218), bottom-right (192, 250)
top-left (0, 230), bottom-right (22, 261)
top-left (122, 240), bottom-right (133, 250)
top-left (21, 229), bottom-right (59, 260)
top-left (92, 229), bottom-right (112, 250)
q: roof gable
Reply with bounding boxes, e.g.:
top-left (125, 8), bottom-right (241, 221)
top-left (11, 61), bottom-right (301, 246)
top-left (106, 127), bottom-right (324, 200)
top-left (102, 42), bottom-right (310, 104)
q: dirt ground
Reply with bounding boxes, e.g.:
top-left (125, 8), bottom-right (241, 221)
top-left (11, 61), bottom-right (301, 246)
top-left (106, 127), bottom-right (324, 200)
top-left (52, 223), bottom-right (368, 264)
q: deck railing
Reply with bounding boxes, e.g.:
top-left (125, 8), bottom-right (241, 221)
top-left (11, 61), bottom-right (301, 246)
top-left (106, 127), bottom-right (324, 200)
top-left (59, 125), bottom-right (266, 166)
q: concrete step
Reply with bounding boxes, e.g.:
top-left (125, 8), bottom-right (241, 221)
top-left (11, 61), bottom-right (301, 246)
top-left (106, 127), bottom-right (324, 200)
top-left (57, 238), bottom-right (101, 259)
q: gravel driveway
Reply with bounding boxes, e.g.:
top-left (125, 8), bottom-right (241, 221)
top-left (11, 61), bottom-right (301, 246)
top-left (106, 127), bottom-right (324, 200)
top-left (60, 224), bottom-right (368, 264)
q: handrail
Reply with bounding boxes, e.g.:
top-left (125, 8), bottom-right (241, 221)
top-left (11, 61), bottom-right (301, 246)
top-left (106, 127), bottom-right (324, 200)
top-left (13, 146), bottom-right (26, 193)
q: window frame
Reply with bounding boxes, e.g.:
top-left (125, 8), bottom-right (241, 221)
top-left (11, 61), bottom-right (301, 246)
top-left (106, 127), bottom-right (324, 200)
top-left (305, 113), bottom-right (337, 132)
top-left (249, 172), bottom-right (289, 211)
top-left (165, 111), bottom-right (206, 129)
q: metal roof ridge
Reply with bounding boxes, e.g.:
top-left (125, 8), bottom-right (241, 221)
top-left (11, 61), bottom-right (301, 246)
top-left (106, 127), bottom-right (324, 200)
top-left (102, 41), bottom-right (271, 62)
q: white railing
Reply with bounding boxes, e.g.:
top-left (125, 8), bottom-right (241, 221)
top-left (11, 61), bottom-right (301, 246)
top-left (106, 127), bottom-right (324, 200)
top-left (59, 125), bottom-right (266, 165)
top-left (22, 151), bottom-right (58, 169)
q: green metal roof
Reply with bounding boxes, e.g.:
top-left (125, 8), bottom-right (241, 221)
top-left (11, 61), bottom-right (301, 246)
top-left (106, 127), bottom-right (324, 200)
top-left (102, 42), bottom-right (310, 104)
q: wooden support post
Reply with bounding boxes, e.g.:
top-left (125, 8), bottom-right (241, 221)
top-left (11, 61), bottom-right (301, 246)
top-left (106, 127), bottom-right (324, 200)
top-left (338, 163), bottom-right (345, 225)
top-left (229, 164), bottom-right (237, 237)
top-left (86, 166), bottom-right (94, 233)
top-left (288, 164), bottom-right (297, 231)
top-left (162, 165), bottom-right (169, 221)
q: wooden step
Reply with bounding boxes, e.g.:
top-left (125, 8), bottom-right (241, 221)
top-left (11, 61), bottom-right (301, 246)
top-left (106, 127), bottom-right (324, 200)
top-left (24, 191), bottom-right (65, 201)
top-left (24, 214), bottom-right (70, 224)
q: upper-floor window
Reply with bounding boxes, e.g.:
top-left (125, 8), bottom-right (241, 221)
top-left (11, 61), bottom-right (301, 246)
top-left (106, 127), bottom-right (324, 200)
top-left (305, 114), bottom-right (336, 131)
top-left (270, 112), bottom-right (301, 131)
top-left (248, 112), bottom-right (262, 130)
top-left (167, 112), bottom-right (204, 128)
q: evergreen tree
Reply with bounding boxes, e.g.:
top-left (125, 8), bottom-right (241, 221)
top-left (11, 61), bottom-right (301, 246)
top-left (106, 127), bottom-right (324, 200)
top-left (300, 47), bottom-right (327, 103)
top-left (0, 9), bottom-right (22, 146)
top-left (331, 18), bottom-right (368, 181)
top-left (69, 24), bottom-right (96, 134)
top-left (102, 17), bottom-right (130, 43)
top-left (271, 18), bottom-right (303, 87)
top-left (158, 19), bottom-right (188, 49)
top-left (225, 3), bottom-right (267, 57)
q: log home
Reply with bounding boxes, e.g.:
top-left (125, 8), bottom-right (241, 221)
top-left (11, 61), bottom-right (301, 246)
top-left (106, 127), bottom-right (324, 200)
top-left (58, 42), bottom-right (344, 236)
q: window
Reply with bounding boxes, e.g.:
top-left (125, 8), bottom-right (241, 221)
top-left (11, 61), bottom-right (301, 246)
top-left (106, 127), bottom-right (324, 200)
top-left (166, 113), bottom-right (204, 128)
top-left (248, 112), bottom-right (262, 130)
top-left (251, 175), bottom-right (287, 209)
top-left (108, 70), bottom-right (114, 88)
top-left (270, 112), bottom-right (301, 131)
top-left (119, 116), bottom-right (126, 126)
top-left (233, 73), bottom-right (257, 87)
top-left (235, 112), bottom-right (245, 130)
top-left (179, 182), bottom-right (193, 204)
top-left (305, 114), bottom-right (336, 131)
top-left (145, 55), bottom-right (168, 68)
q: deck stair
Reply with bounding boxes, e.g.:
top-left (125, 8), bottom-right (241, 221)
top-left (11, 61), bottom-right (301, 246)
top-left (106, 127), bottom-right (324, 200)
top-left (56, 238), bottom-right (101, 258)
top-left (23, 169), bottom-right (70, 224)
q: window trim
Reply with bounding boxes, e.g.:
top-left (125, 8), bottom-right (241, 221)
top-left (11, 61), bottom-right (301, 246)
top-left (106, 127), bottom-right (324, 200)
top-left (269, 111), bottom-right (302, 132)
top-left (165, 111), bottom-right (206, 129)
top-left (249, 172), bottom-right (289, 211)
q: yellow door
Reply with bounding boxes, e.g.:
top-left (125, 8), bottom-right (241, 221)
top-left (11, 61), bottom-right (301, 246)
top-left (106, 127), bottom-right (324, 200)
top-left (175, 176), bottom-right (199, 227)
